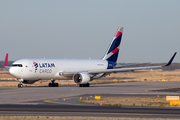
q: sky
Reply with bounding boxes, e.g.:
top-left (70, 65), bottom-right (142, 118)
top-left (0, 0), bottom-right (180, 63)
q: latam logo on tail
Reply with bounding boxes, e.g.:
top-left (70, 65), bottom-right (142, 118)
top-left (33, 62), bottom-right (55, 73)
top-left (102, 27), bottom-right (122, 62)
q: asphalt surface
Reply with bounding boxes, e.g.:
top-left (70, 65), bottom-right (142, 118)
top-left (0, 81), bottom-right (180, 118)
top-left (150, 87), bottom-right (180, 92)
top-left (1, 81), bottom-right (180, 104)
top-left (0, 104), bottom-right (180, 118)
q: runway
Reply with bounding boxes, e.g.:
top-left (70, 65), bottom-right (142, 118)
top-left (0, 81), bottom-right (180, 118)
top-left (0, 81), bottom-right (180, 104)
top-left (0, 104), bottom-right (180, 118)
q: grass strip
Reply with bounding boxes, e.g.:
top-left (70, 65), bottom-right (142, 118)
top-left (78, 96), bottom-right (177, 107)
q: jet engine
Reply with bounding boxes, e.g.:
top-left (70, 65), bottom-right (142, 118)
top-left (73, 72), bottom-right (91, 84)
top-left (22, 80), bottom-right (38, 84)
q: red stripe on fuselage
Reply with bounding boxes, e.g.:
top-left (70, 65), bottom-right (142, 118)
top-left (115, 31), bottom-right (122, 37)
top-left (111, 48), bottom-right (119, 53)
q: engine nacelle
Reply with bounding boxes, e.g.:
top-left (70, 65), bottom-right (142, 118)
top-left (22, 80), bottom-right (37, 84)
top-left (73, 72), bottom-right (91, 84)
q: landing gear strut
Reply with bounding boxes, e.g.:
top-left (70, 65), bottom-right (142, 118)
top-left (79, 83), bottom-right (90, 87)
top-left (49, 80), bottom-right (59, 87)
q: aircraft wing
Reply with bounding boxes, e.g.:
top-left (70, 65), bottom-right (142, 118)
top-left (61, 52), bottom-right (177, 75)
top-left (88, 52), bottom-right (177, 74)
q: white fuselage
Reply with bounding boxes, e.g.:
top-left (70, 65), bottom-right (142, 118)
top-left (9, 59), bottom-right (108, 81)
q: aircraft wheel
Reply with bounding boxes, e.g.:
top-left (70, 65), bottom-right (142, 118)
top-left (18, 84), bottom-right (23, 88)
top-left (52, 83), bottom-right (55, 87)
top-left (79, 83), bottom-right (90, 87)
top-left (49, 83), bottom-right (52, 87)
top-left (49, 83), bottom-right (58, 87)
top-left (55, 83), bottom-right (59, 87)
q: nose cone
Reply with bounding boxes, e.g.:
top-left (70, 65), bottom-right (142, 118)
top-left (9, 67), bottom-right (18, 78)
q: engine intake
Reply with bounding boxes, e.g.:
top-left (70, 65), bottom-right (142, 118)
top-left (73, 72), bottom-right (90, 84)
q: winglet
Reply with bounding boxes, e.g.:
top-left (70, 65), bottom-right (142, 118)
top-left (4, 53), bottom-right (8, 67)
top-left (165, 52), bottom-right (177, 66)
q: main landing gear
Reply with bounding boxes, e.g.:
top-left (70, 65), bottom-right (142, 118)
top-left (49, 80), bottom-right (59, 87)
top-left (79, 83), bottom-right (90, 87)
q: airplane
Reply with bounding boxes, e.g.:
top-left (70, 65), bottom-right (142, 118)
top-left (4, 27), bottom-right (177, 88)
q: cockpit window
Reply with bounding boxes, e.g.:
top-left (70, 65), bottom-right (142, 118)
top-left (11, 64), bottom-right (23, 67)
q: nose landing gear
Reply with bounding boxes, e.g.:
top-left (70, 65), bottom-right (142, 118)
top-left (17, 79), bottom-right (23, 88)
top-left (18, 83), bottom-right (23, 88)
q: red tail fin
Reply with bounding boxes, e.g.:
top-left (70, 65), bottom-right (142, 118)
top-left (4, 53), bottom-right (8, 67)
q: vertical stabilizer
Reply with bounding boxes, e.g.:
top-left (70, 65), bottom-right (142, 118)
top-left (102, 27), bottom-right (123, 62)
top-left (4, 53), bottom-right (8, 67)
